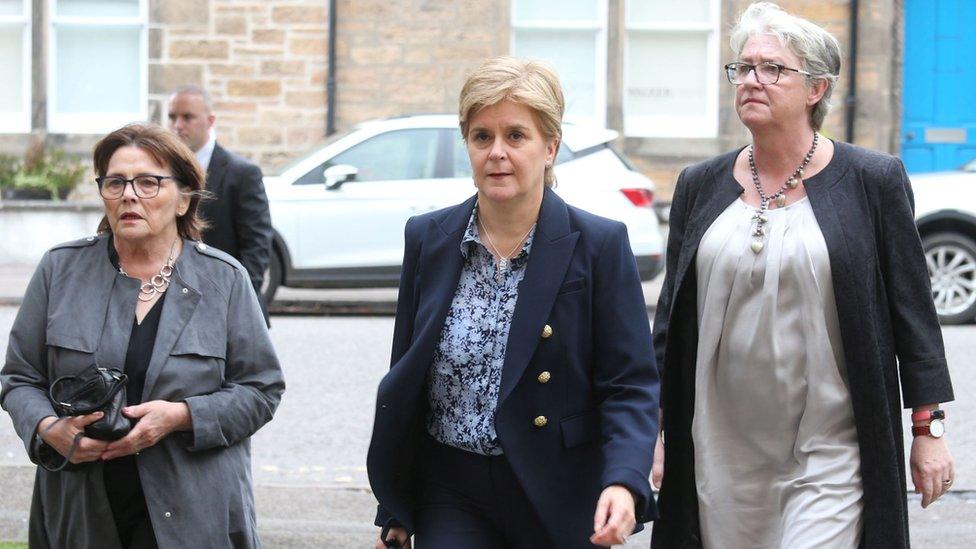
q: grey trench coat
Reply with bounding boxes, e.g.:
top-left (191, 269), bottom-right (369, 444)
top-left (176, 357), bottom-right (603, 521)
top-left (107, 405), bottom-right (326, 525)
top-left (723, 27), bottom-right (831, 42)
top-left (1, 234), bottom-right (285, 549)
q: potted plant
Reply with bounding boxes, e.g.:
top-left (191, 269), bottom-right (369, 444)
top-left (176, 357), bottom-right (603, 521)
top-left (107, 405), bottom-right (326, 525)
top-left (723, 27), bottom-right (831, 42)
top-left (0, 145), bottom-right (87, 201)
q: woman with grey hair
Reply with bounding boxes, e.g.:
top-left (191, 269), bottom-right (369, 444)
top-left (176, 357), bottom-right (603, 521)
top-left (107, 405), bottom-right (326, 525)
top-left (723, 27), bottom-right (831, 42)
top-left (652, 3), bottom-right (953, 548)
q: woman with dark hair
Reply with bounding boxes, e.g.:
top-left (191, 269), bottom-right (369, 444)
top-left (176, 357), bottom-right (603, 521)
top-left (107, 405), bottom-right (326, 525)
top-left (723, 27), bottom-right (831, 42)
top-left (1, 123), bottom-right (285, 548)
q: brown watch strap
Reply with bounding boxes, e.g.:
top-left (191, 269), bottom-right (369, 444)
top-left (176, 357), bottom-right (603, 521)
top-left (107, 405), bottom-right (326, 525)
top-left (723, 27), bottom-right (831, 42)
top-left (912, 425), bottom-right (932, 437)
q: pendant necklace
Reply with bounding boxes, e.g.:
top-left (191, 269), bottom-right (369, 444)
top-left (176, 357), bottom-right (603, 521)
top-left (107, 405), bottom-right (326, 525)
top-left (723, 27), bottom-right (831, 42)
top-left (119, 238), bottom-right (179, 302)
top-left (479, 218), bottom-right (533, 281)
top-left (747, 133), bottom-right (818, 254)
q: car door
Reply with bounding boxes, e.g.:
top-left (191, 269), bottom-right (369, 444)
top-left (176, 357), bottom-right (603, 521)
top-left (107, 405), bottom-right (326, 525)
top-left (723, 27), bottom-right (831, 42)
top-left (281, 127), bottom-right (449, 271)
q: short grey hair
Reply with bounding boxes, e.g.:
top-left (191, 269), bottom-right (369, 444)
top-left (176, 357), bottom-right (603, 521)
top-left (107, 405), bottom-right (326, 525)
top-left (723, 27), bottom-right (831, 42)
top-left (730, 2), bottom-right (841, 131)
top-left (170, 84), bottom-right (214, 114)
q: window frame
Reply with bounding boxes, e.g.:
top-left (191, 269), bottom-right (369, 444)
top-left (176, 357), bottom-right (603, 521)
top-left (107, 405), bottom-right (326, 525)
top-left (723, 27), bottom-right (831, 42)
top-left (46, 0), bottom-right (148, 134)
top-left (0, 0), bottom-right (32, 133)
top-left (510, 0), bottom-right (608, 127)
top-left (622, 0), bottom-right (720, 138)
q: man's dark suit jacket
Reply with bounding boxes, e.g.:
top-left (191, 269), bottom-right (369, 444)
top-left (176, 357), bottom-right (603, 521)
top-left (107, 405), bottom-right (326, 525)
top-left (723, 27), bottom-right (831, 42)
top-left (200, 143), bottom-right (273, 318)
top-left (367, 188), bottom-right (660, 547)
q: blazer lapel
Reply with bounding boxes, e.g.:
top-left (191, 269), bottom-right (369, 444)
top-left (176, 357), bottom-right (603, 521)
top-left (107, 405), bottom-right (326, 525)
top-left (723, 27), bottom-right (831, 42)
top-left (397, 197), bottom-right (474, 375)
top-left (497, 188), bottom-right (579, 406)
top-left (205, 144), bottom-right (228, 193)
top-left (141, 245), bottom-right (202, 399)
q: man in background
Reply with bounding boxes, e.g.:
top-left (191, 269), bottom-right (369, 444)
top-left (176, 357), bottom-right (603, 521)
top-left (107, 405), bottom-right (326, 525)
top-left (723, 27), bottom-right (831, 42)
top-left (167, 85), bottom-right (273, 322)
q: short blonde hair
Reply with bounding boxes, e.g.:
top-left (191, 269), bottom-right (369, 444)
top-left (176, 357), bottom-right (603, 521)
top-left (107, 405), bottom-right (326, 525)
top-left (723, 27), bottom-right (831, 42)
top-left (459, 56), bottom-right (564, 186)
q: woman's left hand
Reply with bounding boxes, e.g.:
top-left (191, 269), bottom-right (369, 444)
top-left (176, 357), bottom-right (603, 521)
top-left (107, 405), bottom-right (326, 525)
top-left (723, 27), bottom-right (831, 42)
top-left (590, 484), bottom-right (636, 547)
top-left (910, 435), bottom-right (955, 508)
top-left (101, 400), bottom-right (192, 460)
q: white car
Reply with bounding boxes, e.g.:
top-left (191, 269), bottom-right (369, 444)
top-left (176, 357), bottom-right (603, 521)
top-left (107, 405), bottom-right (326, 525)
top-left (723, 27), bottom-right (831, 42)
top-left (912, 160), bottom-right (976, 324)
top-left (261, 114), bottom-right (664, 302)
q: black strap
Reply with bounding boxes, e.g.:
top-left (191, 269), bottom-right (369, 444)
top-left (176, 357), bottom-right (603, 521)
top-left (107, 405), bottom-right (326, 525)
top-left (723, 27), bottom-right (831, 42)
top-left (48, 369), bottom-right (127, 416)
top-left (381, 522), bottom-right (404, 548)
top-left (36, 418), bottom-right (84, 472)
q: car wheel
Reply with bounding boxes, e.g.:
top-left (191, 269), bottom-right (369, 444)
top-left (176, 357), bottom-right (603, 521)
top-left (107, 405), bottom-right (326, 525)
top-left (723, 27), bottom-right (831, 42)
top-left (923, 232), bottom-right (976, 324)
top-left (260, 248), bottom-right (283, 305)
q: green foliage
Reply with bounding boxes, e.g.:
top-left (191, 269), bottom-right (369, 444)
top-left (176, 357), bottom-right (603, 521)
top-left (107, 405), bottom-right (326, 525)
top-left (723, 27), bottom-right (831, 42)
top-left (0, 154), bottom-right (19, 189)
top-left (0, 148), bottom-right (87, 200)
top-left (0, 542), bottom-right (27, 549)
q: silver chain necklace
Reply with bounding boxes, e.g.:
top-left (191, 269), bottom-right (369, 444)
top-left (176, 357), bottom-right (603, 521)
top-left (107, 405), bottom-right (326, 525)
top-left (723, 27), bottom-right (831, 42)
top-left (747, 133), bottom-right (819, 254)
top-left (479, 218), bottom-right (534, 279)
top-left (119, 238), bottom-right (179, 302)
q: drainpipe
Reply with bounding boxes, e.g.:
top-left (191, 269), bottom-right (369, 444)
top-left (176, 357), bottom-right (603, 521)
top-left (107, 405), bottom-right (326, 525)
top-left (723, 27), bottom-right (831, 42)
top-left (326, 0), bottom-right (338, 136)
top-left (845, 0), bottom-right (859, 143)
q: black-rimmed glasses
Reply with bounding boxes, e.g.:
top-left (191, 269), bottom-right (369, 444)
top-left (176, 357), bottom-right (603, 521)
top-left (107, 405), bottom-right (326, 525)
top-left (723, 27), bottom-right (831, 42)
top-left (724, 62), bottom-right (812, 85)
top-left (95, 175), bottom-right (177, 199)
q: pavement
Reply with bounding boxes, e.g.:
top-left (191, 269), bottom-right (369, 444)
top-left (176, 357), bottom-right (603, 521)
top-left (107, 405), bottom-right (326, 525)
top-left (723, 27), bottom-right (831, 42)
top-left (0, 263), bottom-right (668, 315)
top-left (1, 461), bottom-right (973, 547)
top-left (3, 265), bottom-right (975, 547)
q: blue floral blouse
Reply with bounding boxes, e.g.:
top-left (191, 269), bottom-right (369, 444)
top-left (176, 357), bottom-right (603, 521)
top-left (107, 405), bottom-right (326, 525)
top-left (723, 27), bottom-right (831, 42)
top-left (425, 206), bottom-right (535, 455)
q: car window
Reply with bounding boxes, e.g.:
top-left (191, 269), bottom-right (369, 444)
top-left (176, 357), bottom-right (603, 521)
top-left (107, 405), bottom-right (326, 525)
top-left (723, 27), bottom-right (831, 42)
top-left (450, 136), bottom-right (574, 178)
top-left (293, 128), bottom-right (441, 185)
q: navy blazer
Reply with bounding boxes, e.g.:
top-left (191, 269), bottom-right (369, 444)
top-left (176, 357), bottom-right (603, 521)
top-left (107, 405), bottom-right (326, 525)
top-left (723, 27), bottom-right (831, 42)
top-left (367, 188), bottom-right (660, 547)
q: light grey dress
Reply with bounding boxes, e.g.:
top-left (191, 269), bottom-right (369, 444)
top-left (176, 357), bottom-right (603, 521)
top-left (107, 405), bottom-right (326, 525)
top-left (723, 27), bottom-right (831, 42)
top-left (692, 197), bottom-right (863, 548)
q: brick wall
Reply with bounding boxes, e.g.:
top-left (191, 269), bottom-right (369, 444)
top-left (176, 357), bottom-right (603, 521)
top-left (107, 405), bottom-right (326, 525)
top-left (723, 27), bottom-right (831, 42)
top-left (148, 0), bottom-right (330, 169)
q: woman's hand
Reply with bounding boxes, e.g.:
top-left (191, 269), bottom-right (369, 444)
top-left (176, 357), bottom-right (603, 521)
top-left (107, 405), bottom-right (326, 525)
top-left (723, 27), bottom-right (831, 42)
top-left (37, 413), bottom-right (109, 464)
top-left (652, 434), bottom-right (665, 489)
top-left (910, 435), bottom-right (955, 508)
top-left (101, 401), bottom-right (192, 460)
top-left (375, 526), bottom-right (410, 549)
top-left (590, 485), bottom-right (636, 547)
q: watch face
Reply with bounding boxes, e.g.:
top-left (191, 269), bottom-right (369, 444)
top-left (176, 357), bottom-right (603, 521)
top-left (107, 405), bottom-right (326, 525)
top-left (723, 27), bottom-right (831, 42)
top-left (930, 419), bottom-right (946, 438)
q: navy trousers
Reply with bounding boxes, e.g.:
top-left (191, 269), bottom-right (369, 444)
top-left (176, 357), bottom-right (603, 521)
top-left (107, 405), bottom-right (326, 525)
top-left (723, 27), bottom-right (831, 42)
top-left (414, 436), bottom-right (553, 548)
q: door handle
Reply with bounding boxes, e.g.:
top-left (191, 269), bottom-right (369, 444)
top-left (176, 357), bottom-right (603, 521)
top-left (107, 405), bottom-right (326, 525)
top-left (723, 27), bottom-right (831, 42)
top-left (906, 131), bottom-right (915, 141)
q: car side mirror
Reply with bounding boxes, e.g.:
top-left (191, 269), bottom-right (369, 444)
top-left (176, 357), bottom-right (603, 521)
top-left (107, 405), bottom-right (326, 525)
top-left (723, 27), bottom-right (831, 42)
top-left (324, 164), bottom-right (358, 190)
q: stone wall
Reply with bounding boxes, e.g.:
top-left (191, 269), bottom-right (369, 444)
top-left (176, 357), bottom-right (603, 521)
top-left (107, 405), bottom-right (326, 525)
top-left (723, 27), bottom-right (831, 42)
top-left (148, 0), bottom-right (330, 169)
top-left (332, 0), bottom-right (509, 129)
top-left (148, 0), bottom-right (511, 169)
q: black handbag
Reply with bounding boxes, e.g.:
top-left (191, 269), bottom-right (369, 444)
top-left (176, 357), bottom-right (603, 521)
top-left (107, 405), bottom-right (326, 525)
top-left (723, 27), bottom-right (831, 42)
top-left (32, 364), bottom-right (132, 472)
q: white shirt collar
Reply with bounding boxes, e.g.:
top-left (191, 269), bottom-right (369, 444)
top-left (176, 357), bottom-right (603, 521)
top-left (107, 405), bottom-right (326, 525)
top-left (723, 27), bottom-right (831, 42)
top-left (195, 134), bottom-right (217, 172)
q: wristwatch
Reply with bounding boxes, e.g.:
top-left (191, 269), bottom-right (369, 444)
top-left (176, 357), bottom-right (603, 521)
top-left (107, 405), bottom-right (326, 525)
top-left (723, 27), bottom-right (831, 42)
top-left (912, 418), bottom-right (946, 438)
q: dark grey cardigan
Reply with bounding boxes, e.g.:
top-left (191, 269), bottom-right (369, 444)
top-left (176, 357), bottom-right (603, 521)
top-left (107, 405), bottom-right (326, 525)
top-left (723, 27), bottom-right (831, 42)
top-left (651, 141), bottom-right (954, 549)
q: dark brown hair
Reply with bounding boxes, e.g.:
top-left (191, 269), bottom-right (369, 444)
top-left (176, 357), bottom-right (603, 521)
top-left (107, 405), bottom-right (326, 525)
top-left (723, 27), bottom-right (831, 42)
top-left (94, 123), bottom-right (210, 240)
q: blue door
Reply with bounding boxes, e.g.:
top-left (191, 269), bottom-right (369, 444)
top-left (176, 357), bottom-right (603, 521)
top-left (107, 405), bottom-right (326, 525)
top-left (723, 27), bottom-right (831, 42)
top-left (902, 0), bottom-right (976, 173)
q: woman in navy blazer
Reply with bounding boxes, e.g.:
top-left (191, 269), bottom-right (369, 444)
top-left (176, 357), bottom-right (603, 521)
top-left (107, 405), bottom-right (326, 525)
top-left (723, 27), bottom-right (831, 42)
top-left (367, 57), bottom-right (659, 548)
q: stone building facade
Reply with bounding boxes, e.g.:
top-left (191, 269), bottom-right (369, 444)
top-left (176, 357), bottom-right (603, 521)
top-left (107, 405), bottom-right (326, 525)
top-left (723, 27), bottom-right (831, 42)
top-left (0, 0), bottom-right (901, 198)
